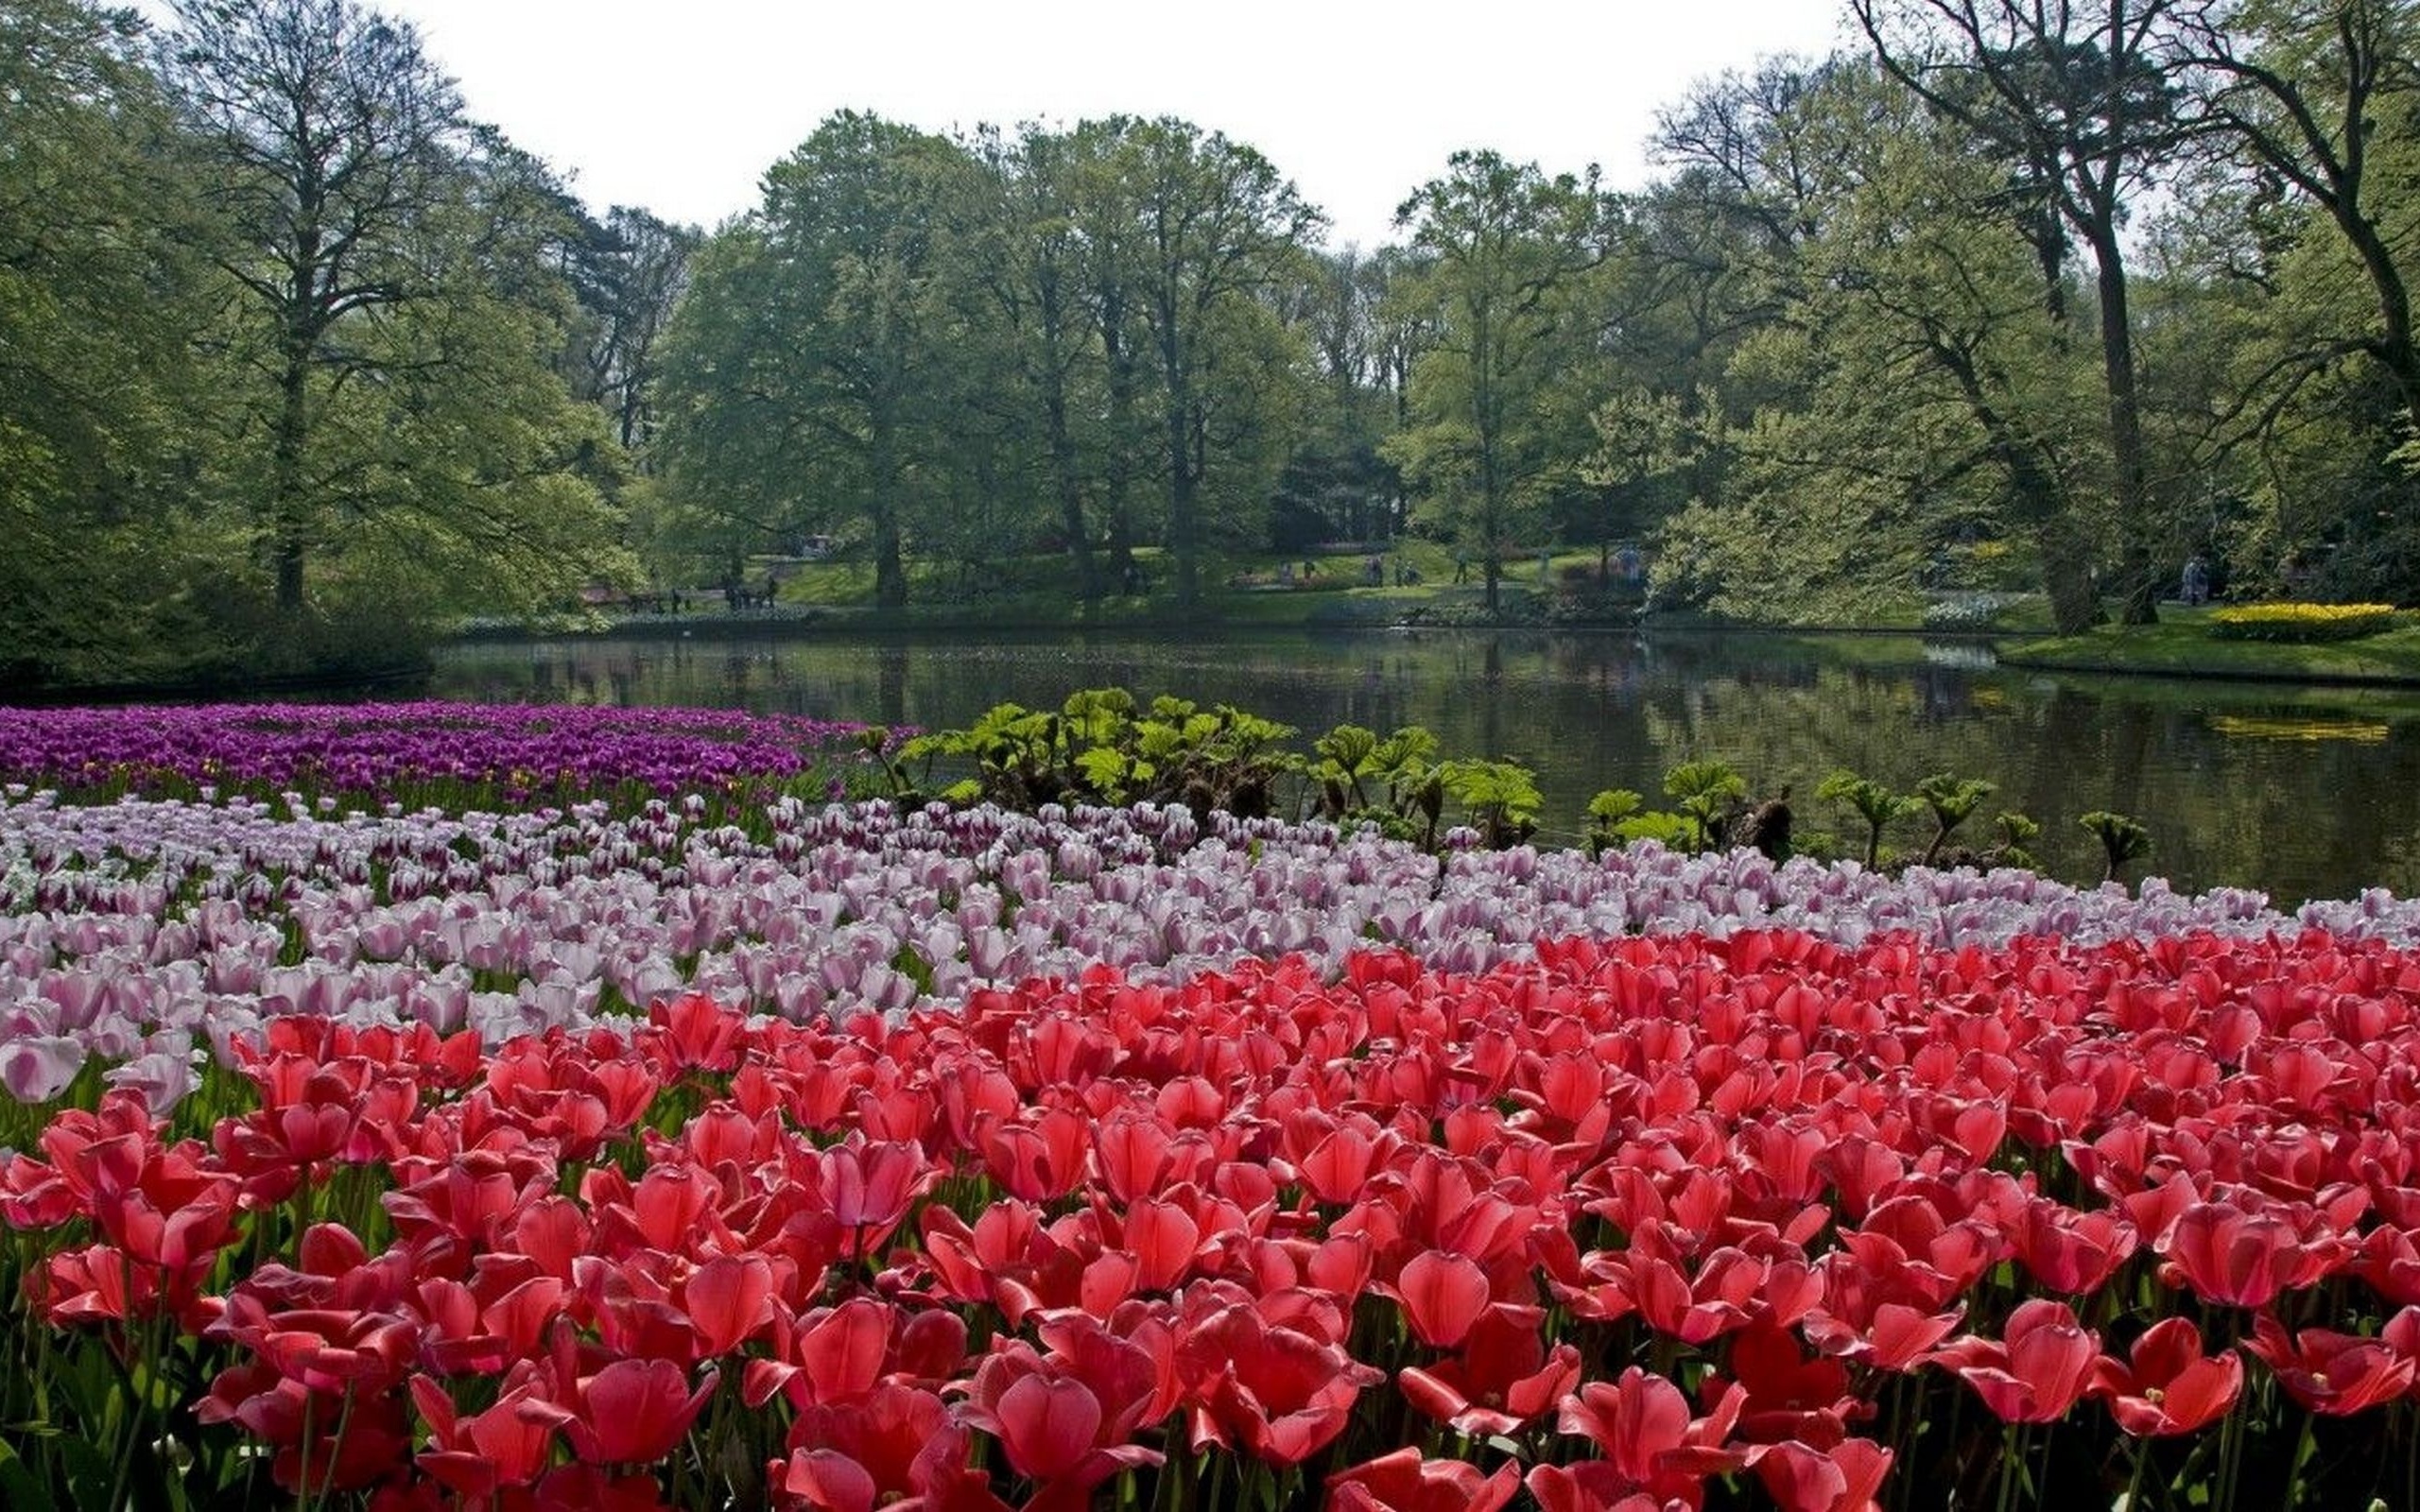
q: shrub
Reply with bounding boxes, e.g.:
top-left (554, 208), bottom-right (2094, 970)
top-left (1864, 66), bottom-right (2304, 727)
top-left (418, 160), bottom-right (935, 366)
top-left (1922, 593), bottom-right (2013, 631)
top-left (2206, 602), bottom-right (2402, 643)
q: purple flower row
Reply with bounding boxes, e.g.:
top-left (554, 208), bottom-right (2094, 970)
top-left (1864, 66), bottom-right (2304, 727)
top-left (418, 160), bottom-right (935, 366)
top-left (4, 790), bottom-right (2398, 1116)
top-left (0, 701), bottom-right (880, 801)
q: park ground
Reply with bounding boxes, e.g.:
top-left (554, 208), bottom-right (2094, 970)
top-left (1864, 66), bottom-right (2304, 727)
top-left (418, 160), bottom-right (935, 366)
top-left (550, 542), bottom-right (2420, 690)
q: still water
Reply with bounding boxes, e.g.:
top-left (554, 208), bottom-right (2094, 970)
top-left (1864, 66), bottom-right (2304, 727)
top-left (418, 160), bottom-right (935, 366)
top-left (431, 628), bottom-right (2420, 906)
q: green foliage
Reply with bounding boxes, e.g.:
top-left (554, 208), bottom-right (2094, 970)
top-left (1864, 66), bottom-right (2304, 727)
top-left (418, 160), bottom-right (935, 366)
top-left (1996, 811), bottom-right (2042, 870)
top-left (2080, 810), bottom-right (2153, 884)
top-left (1385, 150), bottom-right (1610, 615)
top-left (896, 688), bottom-right (1299, 817)
top-left (1664, 758), bottom-right (1749, 853)
top-left (1312, 722), bottom-right (1443, 842)
top-left (1584, 785), bottom-right (1703, 854)
top-left (1584, 787), bottom-right (1645, 857)
top-left (1817, 769), bottom-right (1921, 869)
top-left (1437, 758), bottom-right (1544, 848)
top-left (1912, 773), bottom-right (1996, 864)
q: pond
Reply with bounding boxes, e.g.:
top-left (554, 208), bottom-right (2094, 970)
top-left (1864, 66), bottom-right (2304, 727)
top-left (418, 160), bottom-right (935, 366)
top-left (430, 627), bottom-right (2420, 906)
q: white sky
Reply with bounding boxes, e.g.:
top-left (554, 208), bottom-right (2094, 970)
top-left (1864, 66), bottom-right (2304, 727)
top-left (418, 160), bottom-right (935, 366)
top-left (173, 1), bottom-right (1858, 249)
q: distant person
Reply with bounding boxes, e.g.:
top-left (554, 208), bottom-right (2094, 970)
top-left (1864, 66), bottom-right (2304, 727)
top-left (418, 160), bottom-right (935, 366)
top-left (1453, 553), bottom-right (1469, 584)
top-left (1616, 543), bottom-right (1643, 584)
top-left (2181, 554), bottom-right (2210, 607)
top-left (1365, 554), bottom-right (1382, 586)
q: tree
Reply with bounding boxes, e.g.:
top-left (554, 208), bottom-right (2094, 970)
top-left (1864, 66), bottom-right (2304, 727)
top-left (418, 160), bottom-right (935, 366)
top-left (660, 112), bottom-right (977, 608)
top-left (2171, 1), bottom-right (2420, 421)
top-left (164, 0), bottom-right (619, 642)
top-left (1270, 247), bottom-right (1407, 545)
top-left (1580, 386), bottom-right (1698, 578)
top-left (1387, 150), bottom-right (1610, 614)
top-left (0, 0), bottom-right (217, 684)
top-left (564, 205), bottom-right (701, 455)
top-left (1111, 117), bottom-right (1324, 606)
top-left (1857, 0), bottom-right (2190, 621)
top-left (964, 122), bottom-right (1110, 601)
top-left (1702, 63), bottom-right (2111, 629)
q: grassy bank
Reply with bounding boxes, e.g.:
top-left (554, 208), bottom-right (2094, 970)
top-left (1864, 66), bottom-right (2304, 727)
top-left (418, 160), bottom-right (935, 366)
top-left (519, 541), bottom-right (1659, 637)
top-left (2001, 608), bottom-right (2420, 685)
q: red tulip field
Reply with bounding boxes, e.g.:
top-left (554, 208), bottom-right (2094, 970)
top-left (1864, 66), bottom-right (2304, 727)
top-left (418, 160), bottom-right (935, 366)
top-left (12, 924), bottom-right (2420, 1509)
top-left (9, 702), bottom-right (2420, 1509)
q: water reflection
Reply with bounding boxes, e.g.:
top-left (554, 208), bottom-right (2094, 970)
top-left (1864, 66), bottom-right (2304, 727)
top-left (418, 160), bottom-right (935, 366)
top-left (432, 628), bottom-right (2420, 905)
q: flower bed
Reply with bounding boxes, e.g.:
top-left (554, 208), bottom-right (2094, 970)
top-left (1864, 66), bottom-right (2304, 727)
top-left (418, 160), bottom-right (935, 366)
top-left (0, 701), bottom-right (881, 808)
top-left (2206, 602), bottom-right (2403, 643)
top-left (14, 697), bottom-right (2420, 1510)
top-left (0, 789), bottom-right (2360, 1126)
top-left (9, 933), bottom-right (2420, 1509)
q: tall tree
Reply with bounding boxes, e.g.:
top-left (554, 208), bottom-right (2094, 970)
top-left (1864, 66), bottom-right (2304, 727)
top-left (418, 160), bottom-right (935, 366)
top-left (0, 0), bottom-right (216, 684)
top-left (965, 123), bottom-right (1109, 601)
top-left (2169, 0), bottom-right (2420, 434)
top-left (1387, 150), bottom-right (1609, 614)
top-left (168, 0), bottom-right (459, 615)
top-left (1699, 62), bottom-right (2112, 629)
top-left (1110, 117), bottom-right (1323, 606)
top-left (566, 205), bottom-right (701, 455)
top-left (1857, 0), bottom-right (2189, 621)
top-left (660, 112), bottom-right (976, 608)
top-left (164, 0), bottom-right (617, 636)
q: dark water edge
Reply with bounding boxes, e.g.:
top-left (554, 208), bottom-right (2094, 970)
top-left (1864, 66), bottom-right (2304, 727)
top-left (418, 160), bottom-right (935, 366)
top-left (406, 625), bottom-right (2420, 908)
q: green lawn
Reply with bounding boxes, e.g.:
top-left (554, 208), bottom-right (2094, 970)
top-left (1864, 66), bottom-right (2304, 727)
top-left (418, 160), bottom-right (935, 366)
top-left (2001, 609), bottom-right (2420, 684)
top-left (743, 543), bottom-right (1630, 630)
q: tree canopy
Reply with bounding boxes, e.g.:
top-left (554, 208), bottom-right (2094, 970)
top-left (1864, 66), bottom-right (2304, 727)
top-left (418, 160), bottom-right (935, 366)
top-left (9, 0), bottom-right (2420, 688)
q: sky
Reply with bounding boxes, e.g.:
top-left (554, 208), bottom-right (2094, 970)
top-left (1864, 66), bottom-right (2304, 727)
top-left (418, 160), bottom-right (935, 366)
top-left (240, 1), bottom-right (1854, 250)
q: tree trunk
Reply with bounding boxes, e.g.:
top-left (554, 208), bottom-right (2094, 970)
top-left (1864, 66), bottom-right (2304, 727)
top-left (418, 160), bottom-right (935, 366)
top-left (2035, 516), bottom-right (2102, 636)
top-left (871, 420), bottom-right (906, 608)
top-left (1099, 306), bottom-right (1139, 589)
top-left (1045, 387), bottom-right (1098, 602)
top-left (2336, 205), bottom-right (2420, 437)
top-left (2088, 227), bottom-right (2159, 626)
top-left (1936, 335), bottom-right (2102, 635)
top-left (270, 343), bottom-right (311, 615)
top-left (1167, 386), bottom-right (1198, 605)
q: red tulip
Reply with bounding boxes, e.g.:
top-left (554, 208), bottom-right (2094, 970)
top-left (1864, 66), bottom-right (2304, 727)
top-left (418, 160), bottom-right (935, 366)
top-left (409, 1373), bottom-right (556, 1496)
top-left (2245, 1313), bottom-right (2417, 1416)
top-left (1751, 1436), bottom-right (1894, 1512)
top-left (1553, 1367), bottom-right (1747, 1506)
top-left (680, 1253), bottom-right (777, 1356)
top-left (1930, 1298), bottom-right (2100, 1423)
top-left (1393, 1249), bottom-right (1494, 1349)
top-left (959, 1353), bottom-right (1161, 1512)
top-left (1177, 1297), bottom-right (1381, 1466)
top-left (745, 1297), bottom-right (893, 1411)
top-left (769, 1383), bottom-right (994, 1512)
top-left (814, 1138), bottom-right (935, 1249)
top-left (1118, 1194), bottom-right (1205, 1294)
top-left (2090, 1317), bottom-right (2242, 1435)
top-left (1713, 1323), bottom-right (1858, 1448)
top-left (2162, 1201), bottom-right (2341, 1310)
top-left (1329, 1446), bottom-right (1522, 1512)
top-left (526, 1356), bottom-right (717, 1466)
top-left (2008, 1200), bottom-right (2136, 1296)
top-left (2356, 1225), bottom-right (2420, 1307)
top-left (648, 991), bottom-right (745, 1073)
top-left (1397, 1303), bottom-right (1582, 1435)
